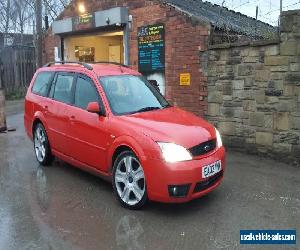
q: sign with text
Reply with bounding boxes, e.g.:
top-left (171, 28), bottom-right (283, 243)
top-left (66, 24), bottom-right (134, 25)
top-left (138, 24), bottom-right (165, 73)
top-left (180, 73), bottom-right (191, 86)
top-left (240, 230), bottom-right (296, 244)
top-left (73, 13), bottom-right (95, 31)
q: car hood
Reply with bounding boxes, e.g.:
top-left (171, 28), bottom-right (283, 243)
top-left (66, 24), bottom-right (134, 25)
top-left (117, 107), bottom-right (215, 149)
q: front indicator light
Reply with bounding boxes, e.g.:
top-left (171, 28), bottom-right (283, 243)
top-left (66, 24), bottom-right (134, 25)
top-left (215, 128), bottom-right (222, 148)
top-left (157, 142), bottom-right (192, 163)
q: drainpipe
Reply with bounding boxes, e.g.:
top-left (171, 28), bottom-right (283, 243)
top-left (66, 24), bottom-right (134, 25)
top-left (60, 37), bottom-right (64, 61)
top-left (124, 24), bottom-right (130, 66)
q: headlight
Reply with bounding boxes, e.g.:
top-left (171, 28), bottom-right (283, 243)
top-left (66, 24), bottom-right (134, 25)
top-left (157, 142), bottom-right (192, 163)
top-left (215, 128), bottom-right (222, 148)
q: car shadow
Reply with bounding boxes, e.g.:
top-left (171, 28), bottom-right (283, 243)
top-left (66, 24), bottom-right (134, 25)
top-left (145, 191), bottom-right (221, 215)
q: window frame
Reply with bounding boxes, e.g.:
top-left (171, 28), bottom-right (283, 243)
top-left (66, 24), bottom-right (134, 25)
top-left (47, 71), bottom-right (105, 115)
top-left (73, 73), bottom-right (104, 112)
top-left (31, 71), bottom-right (55, 97)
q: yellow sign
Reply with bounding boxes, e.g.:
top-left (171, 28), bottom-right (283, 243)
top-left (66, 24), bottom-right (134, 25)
top-left (180, 73), bottom-right (191, 86)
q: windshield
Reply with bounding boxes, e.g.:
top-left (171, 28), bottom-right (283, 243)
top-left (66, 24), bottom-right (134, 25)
top-left (99, 75), bottom-right (170, 115)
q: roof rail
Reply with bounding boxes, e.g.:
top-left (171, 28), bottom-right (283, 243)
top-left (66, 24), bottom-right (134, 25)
top-left (43, 61), bottom-right (93, 70)
top-left (93, 61), bottom-right (130, 68)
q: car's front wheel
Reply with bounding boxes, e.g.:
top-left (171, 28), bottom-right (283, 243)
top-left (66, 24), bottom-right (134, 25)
top-left (112, 151), bottom-right (148, 209)
top-left (33, 123), bottom-right (53, 166)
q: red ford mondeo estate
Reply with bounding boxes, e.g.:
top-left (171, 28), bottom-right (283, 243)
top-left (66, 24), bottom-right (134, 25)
top-left (24, 62), bottom-right (225, 209)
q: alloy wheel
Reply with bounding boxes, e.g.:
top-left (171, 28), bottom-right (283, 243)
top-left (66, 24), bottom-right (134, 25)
top-left (114, 155), bottom-right (145, 206)
top-left (34, 126), bottom-right (46, 162)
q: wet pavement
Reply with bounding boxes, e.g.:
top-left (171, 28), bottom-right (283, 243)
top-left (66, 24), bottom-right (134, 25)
top-left (0, 112), bottom-right (299, 250)
top-left (4, 99), bottom-right (24, 116)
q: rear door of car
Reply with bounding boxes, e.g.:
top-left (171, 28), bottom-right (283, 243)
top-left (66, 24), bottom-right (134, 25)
top-left (25, 71), bottom-right (55, 137)
top-left (47, 71), bottom-right (76, 156)
top-left (66, 73), bottom-right (110, 171)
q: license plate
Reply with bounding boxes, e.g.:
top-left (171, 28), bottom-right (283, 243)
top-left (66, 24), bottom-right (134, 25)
top-left (202, 160), bottom-right (222, 178)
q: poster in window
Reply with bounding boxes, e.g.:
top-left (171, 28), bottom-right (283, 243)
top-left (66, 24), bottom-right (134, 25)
top-left (138, 24), bottom-right (165, 73)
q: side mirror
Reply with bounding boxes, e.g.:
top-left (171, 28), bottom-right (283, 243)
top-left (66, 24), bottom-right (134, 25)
top-left (148, 79), bottom-right (160, 93)
top-left (87, 102), bottom-right (105, 116)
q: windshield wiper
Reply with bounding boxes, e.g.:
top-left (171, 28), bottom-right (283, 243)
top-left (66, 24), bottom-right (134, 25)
top-left (135, 107), bottom-right (161, 113)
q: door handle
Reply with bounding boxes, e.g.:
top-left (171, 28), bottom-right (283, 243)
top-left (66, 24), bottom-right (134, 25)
top-left (70, 115), bottom-right (76, 124)
top-left (44, 105), bottom-right (48, 114)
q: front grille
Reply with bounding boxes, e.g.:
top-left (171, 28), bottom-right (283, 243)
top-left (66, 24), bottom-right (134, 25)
top-left (193, 170), bottom-right (223, 193)
top-left (188, 139), bottom-right (216, 157)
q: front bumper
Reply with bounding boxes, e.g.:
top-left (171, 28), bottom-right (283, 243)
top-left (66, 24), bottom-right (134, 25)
top-left (143, 146), bottom-right (226, 203)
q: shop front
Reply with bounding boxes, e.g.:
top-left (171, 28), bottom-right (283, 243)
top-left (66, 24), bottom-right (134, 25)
top-left (52, 7), bottom-right (128, 62)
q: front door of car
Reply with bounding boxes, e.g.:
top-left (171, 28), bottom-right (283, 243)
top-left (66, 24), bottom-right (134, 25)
top-left (67, 74), bottom-right (110, 171)
top-left (47, 72), bottom-right (76, 156)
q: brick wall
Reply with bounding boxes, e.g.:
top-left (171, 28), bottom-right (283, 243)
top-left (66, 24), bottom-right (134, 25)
top-left (202, 10), bottom-right (300, 165)
top-left (43, 0), bottom-right (210, 116)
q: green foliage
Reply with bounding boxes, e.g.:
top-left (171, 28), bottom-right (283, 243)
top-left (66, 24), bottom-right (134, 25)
top-left (5, 88), bottom-right (26, 100)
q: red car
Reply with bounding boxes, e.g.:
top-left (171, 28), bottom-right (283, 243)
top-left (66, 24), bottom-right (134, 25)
top-left (24, 62), bottom-right (225, 209)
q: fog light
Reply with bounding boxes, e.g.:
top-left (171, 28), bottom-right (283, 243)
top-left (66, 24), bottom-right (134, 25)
top-left (168, 184), bottom-right (190, 198)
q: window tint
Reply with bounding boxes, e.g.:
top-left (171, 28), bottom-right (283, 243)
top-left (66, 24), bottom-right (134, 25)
top-left (53, 74), bottom-right (74, 104)
top-left (74, 76), bottom-right (99, 109)
top-left (32, 72), bottom-right (53, 96)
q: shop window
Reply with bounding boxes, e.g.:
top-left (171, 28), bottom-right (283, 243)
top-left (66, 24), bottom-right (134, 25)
top-left (75, 46), bottom-right (95, 62)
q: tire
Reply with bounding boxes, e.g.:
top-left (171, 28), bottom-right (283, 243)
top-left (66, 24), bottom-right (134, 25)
top-left (112, 151), bottom-right (148, 209)
top-left (33, 123), bottom-right (54, 166)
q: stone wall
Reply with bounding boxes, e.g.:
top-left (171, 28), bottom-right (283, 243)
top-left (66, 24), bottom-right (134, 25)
top-left (202, 10), bottom-right (300, 165)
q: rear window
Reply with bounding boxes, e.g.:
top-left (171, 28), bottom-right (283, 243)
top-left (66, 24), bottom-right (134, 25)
top-left (32, 72), bottom-right (53, 97)
top-left (53, 74), bottom-right (74, 104)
